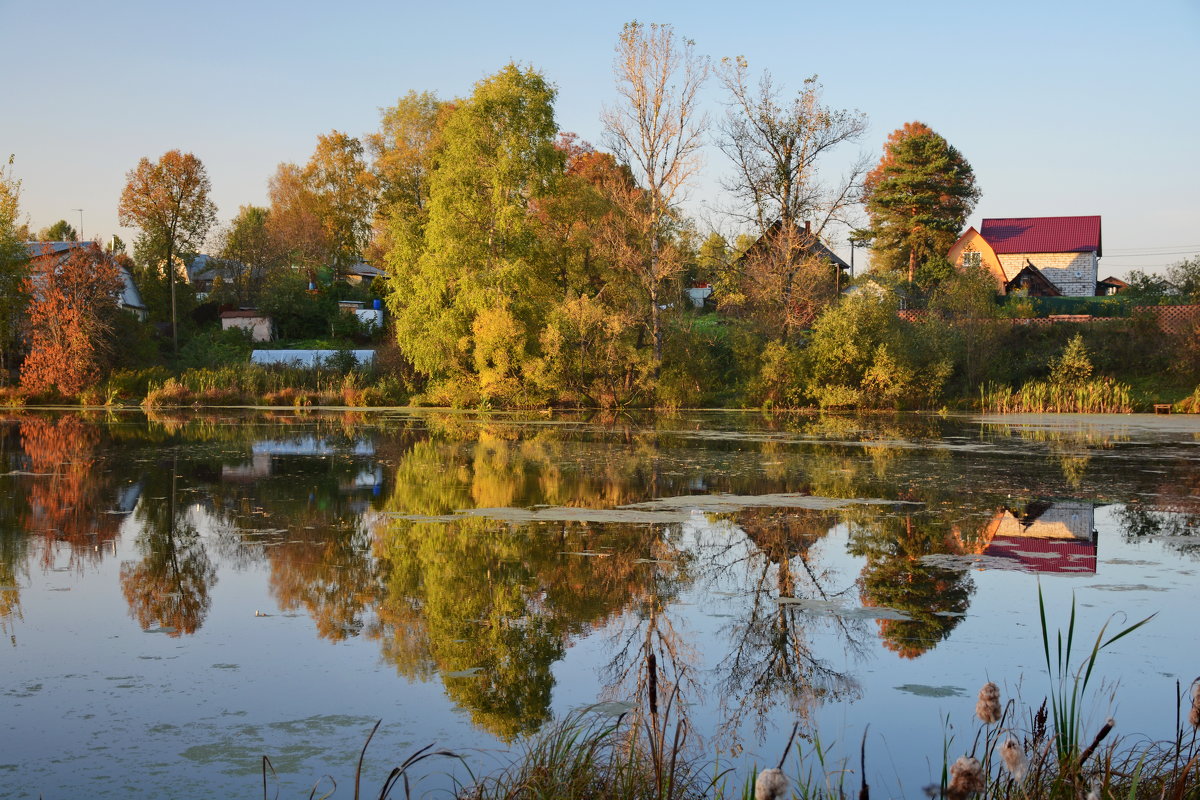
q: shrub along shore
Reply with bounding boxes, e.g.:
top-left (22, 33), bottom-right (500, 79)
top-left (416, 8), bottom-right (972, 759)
top-left (2, 285), bottom-right (1199, 414)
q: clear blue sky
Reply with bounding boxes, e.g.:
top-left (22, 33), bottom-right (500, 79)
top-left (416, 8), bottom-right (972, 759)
top-left (3, 0), bottom-right (1197, 275)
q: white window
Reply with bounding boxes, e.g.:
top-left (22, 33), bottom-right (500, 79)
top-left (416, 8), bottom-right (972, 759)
top-left (963, 250), bottom-right (982, 269)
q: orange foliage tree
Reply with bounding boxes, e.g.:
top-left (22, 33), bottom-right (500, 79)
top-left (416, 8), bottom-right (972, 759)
top-left (19, 243), bottom-right (123, 396)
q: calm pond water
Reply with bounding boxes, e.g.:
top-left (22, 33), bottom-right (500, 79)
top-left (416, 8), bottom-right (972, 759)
top-left (2, 409), bottom-right (1199, 798)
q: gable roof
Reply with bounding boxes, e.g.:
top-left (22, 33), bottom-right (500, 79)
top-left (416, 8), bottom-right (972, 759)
top-left (1004, 261), bottom-right (1062, 297)
top-left (979, 216), bottom-right (1102, 257)
top-left (739, 219), bottom-right (850, 271)
top-left (23, 240), bottom-right (146, 310)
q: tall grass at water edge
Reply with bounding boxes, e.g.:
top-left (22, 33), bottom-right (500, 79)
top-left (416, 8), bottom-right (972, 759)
top-left (267, 590), bottom-right (1196, 800)
top-left (139, 363), bottom-right (407, 408)
top-left (980, 379), bottom-right (1134, 414)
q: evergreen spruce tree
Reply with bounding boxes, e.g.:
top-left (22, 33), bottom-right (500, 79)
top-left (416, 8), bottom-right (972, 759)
top-left (863, 122), bottom-right (980, 283)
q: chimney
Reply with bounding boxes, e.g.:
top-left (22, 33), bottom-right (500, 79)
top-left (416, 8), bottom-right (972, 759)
top-left (804, 220), bottom-right (812, 236)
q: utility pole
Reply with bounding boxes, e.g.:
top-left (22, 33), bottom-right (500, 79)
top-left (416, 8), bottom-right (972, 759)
top-left (71, 209), bottom-right (83, 241)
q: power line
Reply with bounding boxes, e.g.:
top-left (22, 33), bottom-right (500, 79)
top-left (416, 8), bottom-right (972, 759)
top-left (1105, 246), bottom-right (1200, 255)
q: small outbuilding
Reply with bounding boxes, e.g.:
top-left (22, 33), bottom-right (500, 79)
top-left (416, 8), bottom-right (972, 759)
top-left (220, 309), bottom-right (273, 342)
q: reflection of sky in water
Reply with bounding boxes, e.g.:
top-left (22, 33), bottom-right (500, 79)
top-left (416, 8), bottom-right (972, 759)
top-left (1, 410), bottom-right (1199, 798)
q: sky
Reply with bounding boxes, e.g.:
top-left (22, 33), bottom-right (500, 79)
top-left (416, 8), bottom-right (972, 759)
top-left (2, 0), bottom-right (1198, 276)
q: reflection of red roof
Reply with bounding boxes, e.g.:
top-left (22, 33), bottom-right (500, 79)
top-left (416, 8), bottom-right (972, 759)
top-left (984, 535), bottom-right (1097, 574)
top-left (980, 216), bottom-right (1102, 256)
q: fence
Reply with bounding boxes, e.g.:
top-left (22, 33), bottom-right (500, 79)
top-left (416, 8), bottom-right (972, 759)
top-left (898, 305), bottom-right (1200, 334)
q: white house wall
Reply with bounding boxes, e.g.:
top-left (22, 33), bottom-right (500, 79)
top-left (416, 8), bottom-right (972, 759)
top-left (998, 252), bottom-right (1098, 297)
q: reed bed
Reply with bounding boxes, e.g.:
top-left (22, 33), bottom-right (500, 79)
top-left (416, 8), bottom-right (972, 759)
top-left (138, 364), bottom-right (407, 408)
top-left (979, 379), bottom-right (1134, 414)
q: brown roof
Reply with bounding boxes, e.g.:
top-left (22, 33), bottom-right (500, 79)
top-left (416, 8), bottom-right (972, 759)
top-left (220, 309), bottom-right (268, 319)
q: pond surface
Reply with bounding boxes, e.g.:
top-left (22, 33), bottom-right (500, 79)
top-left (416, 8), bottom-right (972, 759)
top-left (2, 409), bottom-right (1199, 798)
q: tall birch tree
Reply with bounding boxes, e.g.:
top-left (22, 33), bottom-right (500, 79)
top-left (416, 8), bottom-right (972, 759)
top-left (601, 21), bottom-right (708, 367)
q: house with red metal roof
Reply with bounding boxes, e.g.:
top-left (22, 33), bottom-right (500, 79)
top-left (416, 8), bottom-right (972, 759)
top-left (947, 215), bottom-right (1102, 297)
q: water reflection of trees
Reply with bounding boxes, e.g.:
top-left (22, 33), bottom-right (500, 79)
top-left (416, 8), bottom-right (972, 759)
top-left (704, 509), bottom-right (865, 738)
top-left (372, 516), bottom-right (679, 741)
top-left (849, 511), bottom-right (975, 659)
top-left (119, 462), bottom-right (217, 636)
top-left (6, 408), bottom-right (1200, 744)
top-left (19, 415), bottom-right (123, 569)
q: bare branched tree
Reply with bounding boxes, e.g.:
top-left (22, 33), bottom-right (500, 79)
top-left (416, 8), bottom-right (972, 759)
top-left (718, 60), bottom-right (868, 339)
top-left (601, 21), bottom-right (709, 366)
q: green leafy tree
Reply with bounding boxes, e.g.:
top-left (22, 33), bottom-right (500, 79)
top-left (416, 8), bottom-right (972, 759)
top-left (1050, 333), bottom-right (1094, 387)
top-left (37, 219), bottom-right (77, 241)
top-left (215, 205), bottom-right (285, 303)
top-left (864, 122), bottom-right (980, 283)
top-left (0, 156), bottom-right (29, 379)
top-left (390, 63), bottom-right (563, 402)
top-left (305, 131), bottom-right (375, 272)
top-left (118, 150), bottom-right (218, 354)
top-left (928, 259), bottom-right (1004, 389)
top-left (804, 290), bottom-right (951, 408)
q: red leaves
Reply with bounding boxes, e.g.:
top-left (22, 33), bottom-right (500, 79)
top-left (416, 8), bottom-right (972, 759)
top-left (19, 242), bottom-right (124, 396)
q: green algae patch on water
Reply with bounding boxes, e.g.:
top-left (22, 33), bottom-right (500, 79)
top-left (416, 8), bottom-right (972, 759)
top-left (895, 684), bottom-right (967, 698)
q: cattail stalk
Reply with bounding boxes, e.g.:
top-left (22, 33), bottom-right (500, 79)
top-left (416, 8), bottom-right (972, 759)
top-left (999, 736), bottom-right (1028, 781)
top-left (947, 755), bottom-right (984, 800)
top-left (976, 682), bottom-right (1001, 725)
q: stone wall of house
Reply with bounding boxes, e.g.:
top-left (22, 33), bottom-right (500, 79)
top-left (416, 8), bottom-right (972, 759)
top-left (998, 252), bottom-right (1098, 296)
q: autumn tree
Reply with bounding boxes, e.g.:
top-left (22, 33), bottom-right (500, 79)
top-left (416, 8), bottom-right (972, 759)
top-left (268, 131), bottom-right (375, 275)
top-left (265, 161), bottom-right (327, 268)
top-left (390, 63), bottom-right (562, 401)
top-left (37, 219), bottom-right (77, 241)
top-left (118, 150), bottom-right (217, 353)
top-left (20, 242), bottom-right (124, 395)
top-left (0, 155), bottom-right (29, 379)
top-left (368, 91), bottom-right (448, 266)
top-left (863, 122), bottom-right (980, 282)
top-left (718, 63), bottom-right (867, 339)
top-left (306, 131), bottom-right (375, 271)
top-left (602, 21), bottom-right (709, 367)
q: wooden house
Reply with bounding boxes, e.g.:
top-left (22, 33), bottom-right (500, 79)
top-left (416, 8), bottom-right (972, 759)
top-left (948, 216), bottom-right (1102, 297)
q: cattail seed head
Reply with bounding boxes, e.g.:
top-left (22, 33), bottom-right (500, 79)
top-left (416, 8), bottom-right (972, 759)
top-left (947, 756), bottom-right (985, 800)
top-left (1190, 681), bottom-right (1200, 729)
top-left (999, 736), bottom-right (1027, 781)
top-left (1085, 781), bottom-right (1101, 800)
top-left (976, 682), bottom-right (1001, 724)
top-left (755, 767), bottom-right (788, 800)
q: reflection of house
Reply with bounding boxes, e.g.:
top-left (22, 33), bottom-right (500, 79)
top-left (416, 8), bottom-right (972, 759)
top-left (220, 453), bottom-right (273, 482)
top-left (23, 241), bottom-right (147, 319)
top-left (948, 216), bottom-right (1102, 297)
top-left (979, 501), bottom-right (1098, 574)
